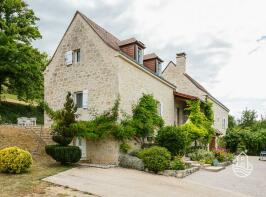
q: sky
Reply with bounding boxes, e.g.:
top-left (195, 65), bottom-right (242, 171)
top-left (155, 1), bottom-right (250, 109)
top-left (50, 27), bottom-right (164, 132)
top-left (26, 0), bottom-right (266, 119)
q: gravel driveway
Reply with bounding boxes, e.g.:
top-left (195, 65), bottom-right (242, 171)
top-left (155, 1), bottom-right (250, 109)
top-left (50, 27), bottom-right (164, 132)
top-left (186, 156), bottom-right (266, 197)
top-left (44, 166), bottom-right (246, 197)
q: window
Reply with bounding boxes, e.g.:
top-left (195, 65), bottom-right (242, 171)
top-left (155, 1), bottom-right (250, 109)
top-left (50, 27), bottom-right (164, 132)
top-left (157, 102), bottom-right (163, 116)
top-left (75, 92), bottom-right (83, 108)
top-left (65, 51), bottom-right (73, 65)
top-left (74, 90), bottom-right (88, 109)
top-left (135, 46), bottom-right (143, 64)
top-left (222, 118), bottom-right (226, 129)
top-left (156, 60), bottom-right (162, 76)
top-left (76, 49), bottom-right (80, 62)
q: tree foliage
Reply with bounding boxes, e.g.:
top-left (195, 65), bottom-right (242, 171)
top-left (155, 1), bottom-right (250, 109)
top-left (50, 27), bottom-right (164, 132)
top-left (0, 0), bottom-right (48, 101)
top-left (238, 109), bottom-right (257, 129)
top-left (183, 99), bottom-right (214, 147)
top-left (131, 94), bottom-right (164, 144)
top-left (225, 109), bottom-right (266, 155)
top-left (156, 126), bottom-right (190, 156)
top-left (44, 92), bottom-right (77, 145)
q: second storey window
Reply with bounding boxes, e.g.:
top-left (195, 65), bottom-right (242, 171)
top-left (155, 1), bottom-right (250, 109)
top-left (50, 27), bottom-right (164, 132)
top-left (222, 118), bottom-right (226, 129)
top-left (157, 101), bottom-right (163, 116)
top-left (75, 49), bottom-right (80, 63)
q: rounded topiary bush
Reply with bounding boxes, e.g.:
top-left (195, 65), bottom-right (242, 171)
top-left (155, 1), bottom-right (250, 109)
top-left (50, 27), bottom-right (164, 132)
top-left (156, 126), bottom-right (189, 156)
top-left (138, 146), bottom-right (171, 173)
top-left (0, 146), bottom-right (33, 174)
top-left (45, 145), bottom-right (81, 164)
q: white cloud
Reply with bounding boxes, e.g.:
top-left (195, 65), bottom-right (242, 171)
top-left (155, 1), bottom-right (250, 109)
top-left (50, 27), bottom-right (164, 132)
top-left (26, 0), bottom-right (266, 118)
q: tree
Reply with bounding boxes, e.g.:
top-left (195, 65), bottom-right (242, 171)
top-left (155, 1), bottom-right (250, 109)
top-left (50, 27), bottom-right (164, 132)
top-left (44, 92), bottom-right (81, 164)
top-left (131, 94), bottom-right (164, 145)
top-left (0, 0), bottom-right (47, 101)
top-left (45, 92), bottom-right (77, 145)
top-left (239, 109), bottom-right (257, 129)
top-left (228, 114), bottom-right (237, 131)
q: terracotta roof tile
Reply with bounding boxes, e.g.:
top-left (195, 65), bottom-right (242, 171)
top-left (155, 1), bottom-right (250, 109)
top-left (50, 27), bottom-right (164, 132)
top-left (143, 53), bottom-right (163, 62)
top-left (118, 37), bottom-right (145, 48)
top-left (79, 11), bottom-right (121, 51)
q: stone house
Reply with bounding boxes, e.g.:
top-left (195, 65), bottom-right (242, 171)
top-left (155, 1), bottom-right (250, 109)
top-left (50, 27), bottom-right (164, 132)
top-left (44, 11), bottom-right (229, 164)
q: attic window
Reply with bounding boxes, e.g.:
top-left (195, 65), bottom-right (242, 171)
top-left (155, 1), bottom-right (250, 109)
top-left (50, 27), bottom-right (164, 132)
top-left (76, 49), bottom-right (80, 62)
top-left (135, 46), bottom-right (143, 64)
top-left (156, 60), bottom-right (162, 76)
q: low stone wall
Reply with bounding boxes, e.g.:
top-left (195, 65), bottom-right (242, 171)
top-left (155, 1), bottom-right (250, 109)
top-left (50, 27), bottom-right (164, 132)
top-left (158, 167), bottom-right (200, 178)
top-left (0, 124), bottom-right (52, 144)
top-left (86, 138), bottom-right (120, 165)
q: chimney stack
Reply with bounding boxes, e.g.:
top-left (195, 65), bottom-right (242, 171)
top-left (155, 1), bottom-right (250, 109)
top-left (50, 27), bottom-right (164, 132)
top-left (176, 52), bottom-right (186, 74)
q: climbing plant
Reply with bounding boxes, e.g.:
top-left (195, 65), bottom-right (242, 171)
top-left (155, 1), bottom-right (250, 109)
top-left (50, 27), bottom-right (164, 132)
top-left (183, 99), bottom-right (214, 147)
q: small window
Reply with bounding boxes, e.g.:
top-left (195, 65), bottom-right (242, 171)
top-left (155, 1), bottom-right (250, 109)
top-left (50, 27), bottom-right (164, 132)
top-left (76, 49), bottom-right (80, 63)
top-left (75, 92), bottom-right (83, 108)
top-left (222, 118), bottom-right (226, 129)
top-left (135, 46), bottom-right (143, 64)
top-left (157, 102), bottom-right (163, 116)
top-left (156, 60), bottom-right (162, 76)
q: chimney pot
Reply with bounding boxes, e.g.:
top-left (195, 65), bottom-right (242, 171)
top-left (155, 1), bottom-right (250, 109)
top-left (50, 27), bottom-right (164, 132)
top-left (176, 52), bottom-right (186, 73)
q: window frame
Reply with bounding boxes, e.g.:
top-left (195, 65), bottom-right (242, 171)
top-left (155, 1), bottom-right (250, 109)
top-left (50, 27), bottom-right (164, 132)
top-left (74, 91), bottom-right (83, 109)
top-left (76, 49), bottom-right (81, 63)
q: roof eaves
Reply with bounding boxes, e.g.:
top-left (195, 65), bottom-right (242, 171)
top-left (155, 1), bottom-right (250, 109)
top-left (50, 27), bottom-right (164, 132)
top-left (118, 52), bottom-right (176, 89)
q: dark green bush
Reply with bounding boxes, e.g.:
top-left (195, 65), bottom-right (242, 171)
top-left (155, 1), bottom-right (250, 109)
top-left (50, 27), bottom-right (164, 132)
top-left (45, 145), bottom-right (81, 164)
top-left (120, 143), bottom-right (131, 154)
top-left (156, 126), bottom-right (189, 156)
top-left (138, 146), bottom-right (171, 173)
top-left (170, 157), bottom-right (185, 170)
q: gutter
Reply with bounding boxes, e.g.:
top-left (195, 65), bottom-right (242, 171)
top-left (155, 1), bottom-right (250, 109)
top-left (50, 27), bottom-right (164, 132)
top-left (116, 53), bottom-right (176, 89)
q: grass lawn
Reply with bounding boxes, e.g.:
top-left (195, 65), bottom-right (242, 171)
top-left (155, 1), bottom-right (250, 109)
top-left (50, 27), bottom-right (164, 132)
top-left (0, 125), bottom-right (75, 196)
top-left (0, 153), bottom-right (74, 196)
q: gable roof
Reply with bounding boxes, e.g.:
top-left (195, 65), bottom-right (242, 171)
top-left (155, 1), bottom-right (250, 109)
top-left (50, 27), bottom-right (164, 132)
top-left (78, 11), bottom-right (121, 51)
top-left (183, 73), bottom-right (229, 112)
top-left (162, 61), bottom-right (229, 112)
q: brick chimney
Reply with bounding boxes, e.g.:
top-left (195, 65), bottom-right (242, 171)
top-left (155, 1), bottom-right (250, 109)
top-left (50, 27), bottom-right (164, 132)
top-left (176, 52), bottom-right (186, 74)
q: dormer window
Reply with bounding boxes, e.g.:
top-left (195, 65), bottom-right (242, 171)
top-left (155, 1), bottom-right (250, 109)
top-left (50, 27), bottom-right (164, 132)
top-left (135, 46), bottom-right (143, 64)
top-left (156, 60), bottom-right (162, 76)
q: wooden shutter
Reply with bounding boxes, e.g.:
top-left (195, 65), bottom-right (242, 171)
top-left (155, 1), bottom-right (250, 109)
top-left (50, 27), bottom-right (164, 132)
top-left (82, 90), bottom-right (88, 109)
top-left (65, 51), bottom-right (73, 65)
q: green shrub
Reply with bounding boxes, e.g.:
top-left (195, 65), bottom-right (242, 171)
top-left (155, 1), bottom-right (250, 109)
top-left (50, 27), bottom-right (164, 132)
top-left (0, 146), bottom-right (32, 174)
top-left (188, 149), bottom-right (213, 161)
top-left (45, 145), bottom-right (81, 164)
top-left (120, 143), bottom-right (131, 154)
top-left (138, 146), bottom-right (171, 173)
top-left (156, 126), bottom-right (189, 156)
top-left (225, 153), bottom-right (234, 162)
top-left (170, 157), bottom-right (185, 170)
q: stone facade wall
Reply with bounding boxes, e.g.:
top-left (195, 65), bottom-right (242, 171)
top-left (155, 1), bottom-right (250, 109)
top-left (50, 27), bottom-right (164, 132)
top-left (86, 138), bottom-right (120, 165)
top-left (162, 62), bottom-right (228, 134)
top-left (116, 57), bottom-right (175, 125)
top-left (44, 14), bottom-right (119, 127)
